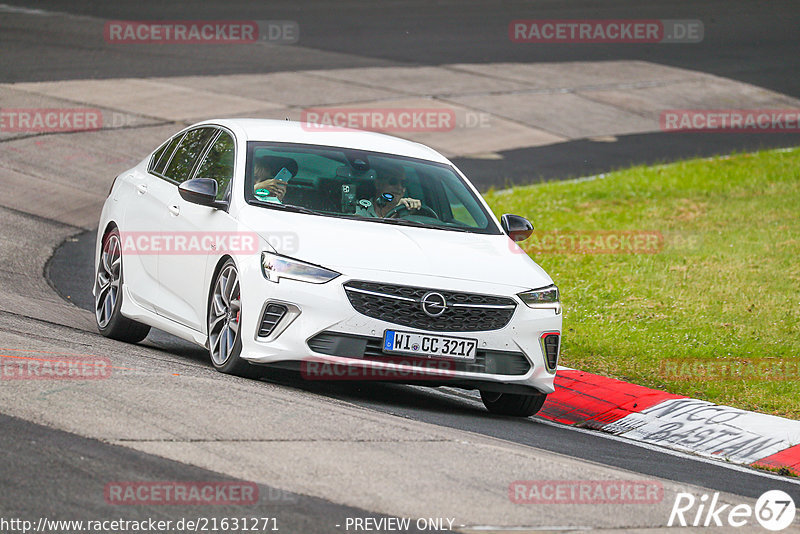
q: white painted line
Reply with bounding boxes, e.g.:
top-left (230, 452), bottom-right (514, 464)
top-left (0, 3), bottom-right (94, 20)
top-left (0, 3), bottom-right (54, 15)
top-left (460, 526), bottom-right (592, 532)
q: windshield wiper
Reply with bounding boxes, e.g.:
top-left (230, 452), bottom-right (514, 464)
top-left (376, 217), bottom-right (431, 229)
top-left (252, 201), bottom-right (476, 232)
top-left (376, 217), bottom-right (472, 232)
top-left (251, 200), bottom-right (318, 215)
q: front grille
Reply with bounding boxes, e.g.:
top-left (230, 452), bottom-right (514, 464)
top-left (307, 332), bottom-right (531, 376)
top-left (343, 280), bottom-right (516, 332)
top-left (258, 303), bottom-right (288, 337)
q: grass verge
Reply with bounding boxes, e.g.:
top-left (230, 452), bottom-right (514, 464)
top-left (484, 148), bottom-right (800, 418)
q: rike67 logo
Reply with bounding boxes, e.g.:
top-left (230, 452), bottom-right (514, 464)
top-left (669, 490), bottom-right (796, 531)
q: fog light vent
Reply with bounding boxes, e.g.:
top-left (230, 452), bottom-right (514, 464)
top-left (541, 332), bottom-right (560, 372)
top-left (258, 303), bottom-right (288, 337)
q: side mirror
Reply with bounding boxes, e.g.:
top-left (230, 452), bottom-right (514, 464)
top-left (501, 214), bottom-right (533, 242)
top-left (178, 178), bottom-right (225, 208)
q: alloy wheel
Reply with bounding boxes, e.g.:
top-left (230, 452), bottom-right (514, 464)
top-left (208, 263), bottom-right (241, 366)
top-left (95, 233), bottom-right (121, 329)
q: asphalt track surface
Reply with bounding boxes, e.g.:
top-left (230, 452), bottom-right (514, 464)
top-left (3, 0), bottom-right (799, 98)
top-left (47, 211), bottom-right (800, 502)
top-left (2, 0), bottom-right (800, 187)
top-left (4, 0), bottom-right (800, 530)
top-left (2, 414), bottom-right (439, 534)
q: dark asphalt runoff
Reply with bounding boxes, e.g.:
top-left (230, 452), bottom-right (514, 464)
top-left (2, 0), bottom-right (799, 99)
top-left (0, 413), bottom-right (444, 534)
top-left (3, 0), bottom-right (798, 187)
top-left (454, 131), bottom-right (800, 189)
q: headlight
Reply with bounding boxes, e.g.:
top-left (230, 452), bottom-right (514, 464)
top-left (518, 285), bottom-right (561, 312)
top-left (261, 252), bottom-right (340, 284)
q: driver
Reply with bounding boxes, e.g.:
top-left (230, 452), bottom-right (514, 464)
top-left (355, 164), bottom-right (421, 218)
top-left (253, 157), bottom-right (288, 202)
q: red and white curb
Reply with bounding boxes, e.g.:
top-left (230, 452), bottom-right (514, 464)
top-left (539, 368), bottom-right (800, 475)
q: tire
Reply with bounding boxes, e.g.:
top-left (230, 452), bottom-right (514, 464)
top-left (480, 390), bottom-right (547, 417)
top-left (95, 228), bottom-right (151, 343)
top-left (207, 259), bottom-right (257, 377)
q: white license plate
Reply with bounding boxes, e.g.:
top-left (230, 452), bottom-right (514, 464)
top-left (382, 330), bottom-right (477, 361)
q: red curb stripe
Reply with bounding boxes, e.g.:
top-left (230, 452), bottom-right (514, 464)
top-left (540, 369), bottom-right (684, 426)
top-left (751, 444), bottom-right (800, 474)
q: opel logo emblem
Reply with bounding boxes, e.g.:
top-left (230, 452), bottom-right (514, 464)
top-left (421, 292), bottom-right (447, 317)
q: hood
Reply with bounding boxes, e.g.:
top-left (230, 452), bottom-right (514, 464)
top-left (239, 207), bottom-right (553, 291)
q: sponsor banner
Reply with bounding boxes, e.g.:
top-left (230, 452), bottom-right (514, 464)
top-left (661, 109), bottom-right (800, 133)
top-left (510, 19), bottom-right (703, 43)
top-left (510, 480), bottom-right (663, 504)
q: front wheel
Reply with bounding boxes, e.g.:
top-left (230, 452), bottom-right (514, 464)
top-left (95, 228), bottom-right (151, 342)
top-left (480, 390), bottom-right (547, 417)
top-left (207, 259), bottom-right (257, 377)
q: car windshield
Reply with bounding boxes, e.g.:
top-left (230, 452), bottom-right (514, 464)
top-left (245, 142), bottom-right (501, 234)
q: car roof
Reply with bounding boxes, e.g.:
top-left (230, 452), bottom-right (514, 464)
top-left (195, 118), bottom-right (451, 164)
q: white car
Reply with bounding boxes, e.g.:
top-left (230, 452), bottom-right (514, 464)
top-left (94, 119), bottom-right (561, 416)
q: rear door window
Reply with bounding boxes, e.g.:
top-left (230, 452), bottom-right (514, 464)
top-left (163, 127), bottom-right (217, 184)
top-left (194, 131), bottom-right (235, 200)
top-left (152, 134), bottom-right (183, 176)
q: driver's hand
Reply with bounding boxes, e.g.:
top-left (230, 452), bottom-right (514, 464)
top-left (399, 197), bottom-right (422, 210)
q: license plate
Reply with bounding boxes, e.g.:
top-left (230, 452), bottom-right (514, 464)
top-left (383, 330), bottom-right (477, 361)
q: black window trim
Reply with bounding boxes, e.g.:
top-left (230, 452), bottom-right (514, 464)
top-left (148, 139), bottom-right (171, 174)
top-left (149, 131), bottom-right (187, 182)
top-left (166, 127), bottom-right (217, 185)
top-left (148, 126), bottom-right (218, 186)
top-left (191, 129), bottom-right (222, 180)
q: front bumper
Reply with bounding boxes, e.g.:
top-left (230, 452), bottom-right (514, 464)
top-left (237, 266), bottom-right (561, 395)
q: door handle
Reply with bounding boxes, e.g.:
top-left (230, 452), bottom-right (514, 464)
top-left (136, 183), bottom-right (148, 195)
top-left (168, 204), bottom-right (180, 216)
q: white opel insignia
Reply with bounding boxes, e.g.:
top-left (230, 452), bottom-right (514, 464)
top-left (94, 119), bottom-right (561, 416)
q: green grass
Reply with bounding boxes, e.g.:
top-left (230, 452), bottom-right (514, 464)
top-left (484, 148), bottom-right (800, 418)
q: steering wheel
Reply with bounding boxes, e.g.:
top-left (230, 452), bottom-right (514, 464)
top-left (385, 203), bottom-right (439, 219)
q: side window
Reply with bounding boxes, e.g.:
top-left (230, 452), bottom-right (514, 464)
top-left (152, 134), bottom-right (183, 175)
top-left (194, 131), bottom-right (235, 201)
top-left (163, 127), bottom-right (216, 184)
top-left (149, 142), bottom-right (168, 173)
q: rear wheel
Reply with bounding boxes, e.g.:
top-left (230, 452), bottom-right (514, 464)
top-left (480, 390), bottom-right (547, 417)
top-left (95, 228), bottom-right (150, 342)
top-left (207, 259), bottom-right (257, 377)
